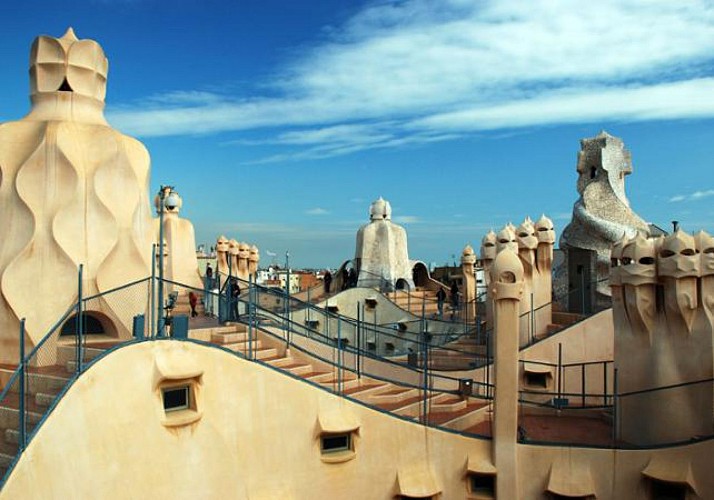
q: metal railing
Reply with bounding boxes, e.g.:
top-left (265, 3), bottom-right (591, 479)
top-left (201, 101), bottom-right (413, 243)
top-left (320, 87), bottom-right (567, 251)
top-left (0, 267), bottom-right (151, 487)
top-left (3, 267), bottom-right (707, 490)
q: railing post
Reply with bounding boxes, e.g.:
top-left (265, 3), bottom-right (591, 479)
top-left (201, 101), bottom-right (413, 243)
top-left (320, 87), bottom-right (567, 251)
top-left (157, 198), bottom-right (166, 337)
top-left (557, 342), bottom-right (562, 403)
top-left (486, 332), bottom-right (491, 398)
top-left (285, 251), bottom-right (290, 345)
top-left (603, 361), bottom-right (608, 406)
top-left (77, 264), bottom-right (84, 374)
top-left (581, 363), bottom-right (586, 407)
top-left (248, 274), bottom-right (253, 361)
top-left (325, 300), bottom-right (330, 348)
top-left (337, 317), bottom-right (342, 394)
top-left (374, 307), bottom-right (378, 355)
top-left (612, 368), bottom-right (619, 446)
top-left (18, 318), bottom-right (26, 451)
top-left (151, 244), bottom-right (156, 338)
top-left (422, 322), bottom-right (429, 424)
top-left (356, 304), bottom-right (361, 379)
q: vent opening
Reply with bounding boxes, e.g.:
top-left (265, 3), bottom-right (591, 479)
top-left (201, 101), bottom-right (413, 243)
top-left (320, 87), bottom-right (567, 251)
top-left (162, 386), bottom-right (189, 412)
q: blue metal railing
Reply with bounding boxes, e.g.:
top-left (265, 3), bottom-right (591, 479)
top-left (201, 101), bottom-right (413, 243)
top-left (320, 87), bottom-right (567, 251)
top-left (3, 268), bottom-right (707, 491)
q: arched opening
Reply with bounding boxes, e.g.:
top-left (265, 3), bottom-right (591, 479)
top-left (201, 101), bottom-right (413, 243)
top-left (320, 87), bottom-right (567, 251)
top-left (395, 278), bottom-right (409, 291)
top-left (60, 312), bottom-right (114, 337)
top-left (334, 260), bottom-right (355, 292)
top-left (412, 262), bottom-right (430, 288)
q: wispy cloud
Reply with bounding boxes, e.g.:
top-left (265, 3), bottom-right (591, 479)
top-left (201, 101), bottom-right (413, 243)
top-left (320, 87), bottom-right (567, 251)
top-left (669, 189), bottom-right (714, 202)
top-left (393, 215), bottom-right (420, 224)
top-left (108, 0), bottom-right (714, 160)
top-left (306, 207), bottom-right (330, 215)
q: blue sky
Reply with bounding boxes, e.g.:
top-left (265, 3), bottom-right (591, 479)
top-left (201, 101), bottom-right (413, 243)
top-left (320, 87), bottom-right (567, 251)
top-left (2, 0), bottom-right (714, 268)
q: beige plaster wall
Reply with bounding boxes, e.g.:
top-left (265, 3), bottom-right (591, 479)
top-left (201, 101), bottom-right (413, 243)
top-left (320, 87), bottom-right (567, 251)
top-left (518, 442), bottom-right (713, 499)
top-left (2, 341), bottom-right (491, 499)
top-left (522, 309), bottom-right (614, 365)
top-left (4, 340), bottom-right (712, 499)
top-left (159, 211), bottom-right (203, 290)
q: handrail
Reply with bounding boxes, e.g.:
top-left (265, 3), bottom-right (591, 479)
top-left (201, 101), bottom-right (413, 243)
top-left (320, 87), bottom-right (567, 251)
top-left (23, 302), bottom-right (79, 364)
top-left (82, 276), bottom-right (151, 302)
top-left (618, 376), bottom-right (714, 398)
top-left (249, 319), bottom-right (493, 396)
top-left (219, 273), bottom-right (472, 354)
top-left (0, 366), bottom-right (22, 408)
top-left (2, 267), bottom-right (713, 494)
top-left (215, 271), bottom-right (611, 367)
top-left (236, 293), bottom-right (486, 387)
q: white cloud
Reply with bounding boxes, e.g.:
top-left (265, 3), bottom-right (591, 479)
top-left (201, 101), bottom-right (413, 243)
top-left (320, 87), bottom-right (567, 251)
top-left (108, 0), bottom-right (714, 159)
top-left (306, 207), bottom-right (330, 215)
top-left (669, 189), bottom-right (714, 202)
top-left (394, 215), bottom-right (420, 224)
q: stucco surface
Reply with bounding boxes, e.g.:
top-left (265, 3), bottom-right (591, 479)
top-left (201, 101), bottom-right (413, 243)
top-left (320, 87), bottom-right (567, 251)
top-left (1, 341), bottom-right (491, 499)
top-left (0, 29), bottom-right (153, 363)
top-left (354, 198), bottom-right (413, 290)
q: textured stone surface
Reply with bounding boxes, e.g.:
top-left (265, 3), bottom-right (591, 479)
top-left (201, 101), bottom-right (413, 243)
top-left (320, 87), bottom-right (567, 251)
top-left (354, 197), bottom-right (413, 290)
top-left (560, 131), bottom-right (650, 297)
top-left (0, 29), bottom-right (154, 362)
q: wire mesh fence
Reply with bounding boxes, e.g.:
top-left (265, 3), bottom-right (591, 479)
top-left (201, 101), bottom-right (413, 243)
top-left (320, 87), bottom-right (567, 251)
top-left (0, 273), bottom-right (152, 487)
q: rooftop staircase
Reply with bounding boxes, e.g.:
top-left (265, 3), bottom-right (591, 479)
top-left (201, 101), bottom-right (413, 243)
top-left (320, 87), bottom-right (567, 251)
top-left (390, 289), bottom-right (442, 317)
top-left (0, 340), bottom-right (120, 480)
top-left (201, 321), bottom-right (492, 431)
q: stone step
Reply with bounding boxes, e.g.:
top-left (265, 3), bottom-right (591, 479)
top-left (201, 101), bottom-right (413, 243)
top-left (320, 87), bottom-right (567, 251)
top-left (266, 357), bottom-right (297, 368)
top-left (66, 359), bottom-right (96, 373)
top-left (0, 368), bottom-right (68, 396)
top-left (4, 429), bottom-right (19, 445)
top-left (427, 400), bottom-right (490, 429)
top-left (343, 382), bottom-right (388, 398)
top-left (0, 434), bottom-right (17, 457)
top-left (0, 405), bottom-right (44, 429)
top-left (250, 348), bottom-right (279, 360)
top-left (34, 391), bottom-right (60, 408)
top-left (376, 394), bottom-right (433, 416)
top-left (546, 324), bottom-right (563, 334)
top-left (56, 345), bottom-right (107, 365)
top-left (314, 375), bottom-right (361, 391)
top-left (225, 343), bottom-right (277, 360)
top-left (281, 363), bottom-right (314, 376)
top-left (220, 339), bottom-right (262, 351)
top-left (303, 372), bottom-right (341, 384)
top-left (0, 452), bottom-right (13, 469)
top-left (216, 324), bottom-right (248, 334)
top-left (302, 372), bottom-right (331, 384)
top-left (430, 396), bottom-right (467, 412)
top-left (210, 331), bottom-right (249, 344)
top-left (368, 388), bottom-right (419, 404)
